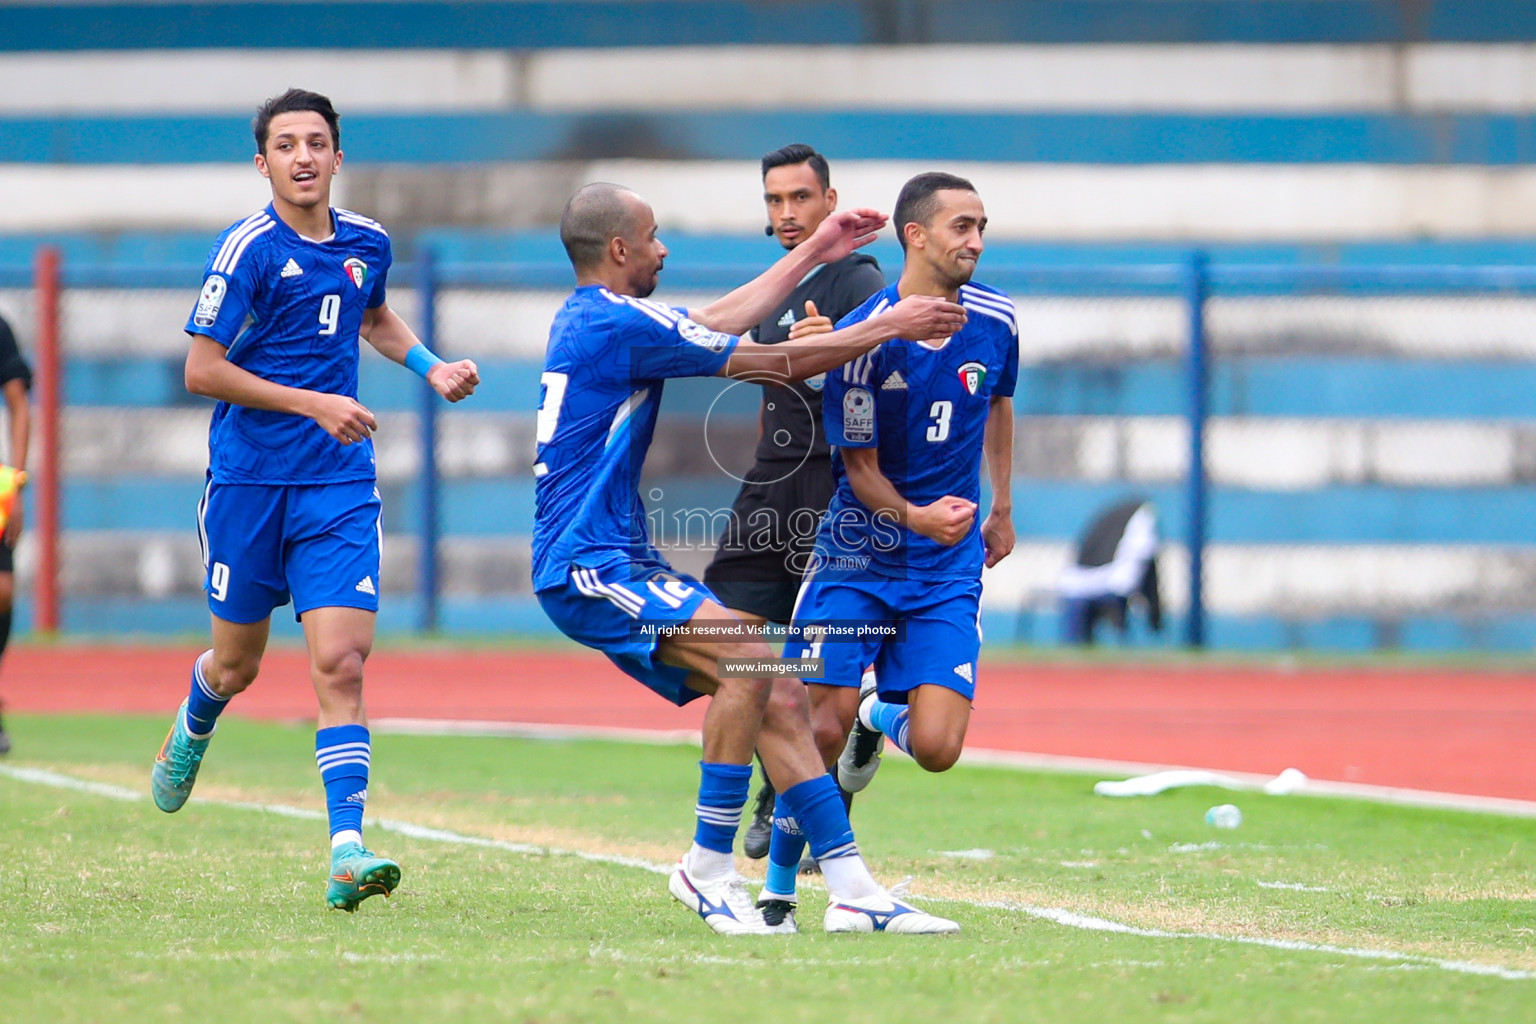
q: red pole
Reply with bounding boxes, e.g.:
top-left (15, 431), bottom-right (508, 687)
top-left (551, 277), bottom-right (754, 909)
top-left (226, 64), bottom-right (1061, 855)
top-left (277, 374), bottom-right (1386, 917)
top-left (33, 247), bottom-right (60, 634)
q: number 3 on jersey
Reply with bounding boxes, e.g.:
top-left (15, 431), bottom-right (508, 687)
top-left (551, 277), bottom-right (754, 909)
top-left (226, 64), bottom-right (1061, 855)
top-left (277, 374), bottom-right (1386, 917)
top-left (534, 371), bottom-right (569, 477)
top-left (926, 400), bottom-right (952, 442)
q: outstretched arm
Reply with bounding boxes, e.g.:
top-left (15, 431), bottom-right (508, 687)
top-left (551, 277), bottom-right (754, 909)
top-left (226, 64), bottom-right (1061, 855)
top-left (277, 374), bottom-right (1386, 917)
top-left (361, 303), bottom-right (480, 402)
top-left (722, 294), bottom-right (967, 383)
top-left (687, 208), bottom-right (887, 335)
top-left (981, 396), bottom-right (1015, 567)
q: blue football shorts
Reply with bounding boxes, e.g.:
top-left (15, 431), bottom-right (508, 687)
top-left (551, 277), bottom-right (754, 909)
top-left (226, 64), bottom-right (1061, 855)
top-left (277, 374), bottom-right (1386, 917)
top-left (198, 477), bottom-right (382, 624)
top-left (785, 572), bottom-right (983, 700)
top-left (537, 558), bottom-right (718, 707)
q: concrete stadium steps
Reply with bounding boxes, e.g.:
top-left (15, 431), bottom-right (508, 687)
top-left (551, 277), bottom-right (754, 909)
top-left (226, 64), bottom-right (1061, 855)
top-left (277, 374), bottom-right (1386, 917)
top-left (15, 232), bottom-right (1536, 279)
top-left (39, 531), bottom-right (529, 598)
top-left (17, 288), bottom-right (1536, 365)
top-left (17, 161), bottom-right (1536, 237)
top-left (981, 542), bottom-right (1536, 616)
top-left (29, 111), bottom-right (1536, 166)
top-left (48, 404), bottom-right (1536, 491)
top-left (59, 354), bottom-right (1536, 418)
top-left (19, 45), bottom-right (1536, 115)
top-left (43, 475), bottom-right (1536, 546)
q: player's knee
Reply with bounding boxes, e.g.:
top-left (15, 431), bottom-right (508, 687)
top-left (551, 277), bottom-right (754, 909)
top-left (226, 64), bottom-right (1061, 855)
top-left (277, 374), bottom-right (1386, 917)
top-left (762, 679), bottom-right (810, 731)
top-left (313, 646), bottom-right (366, 693)
top-left (711, 641), bottom-right (774, 706)
top-left (810, 703), bottom-right (850, 767)
top-left (209, 652), bottom-right (260, 695)
top-left (911, 734), bottom-right (964, 773)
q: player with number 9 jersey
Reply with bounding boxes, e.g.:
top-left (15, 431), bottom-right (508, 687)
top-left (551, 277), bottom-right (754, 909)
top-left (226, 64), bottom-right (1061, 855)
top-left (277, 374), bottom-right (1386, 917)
top-left (189, 203), bottom-right (391, 485)
top-left (151, 90), bottom-right (480, 914)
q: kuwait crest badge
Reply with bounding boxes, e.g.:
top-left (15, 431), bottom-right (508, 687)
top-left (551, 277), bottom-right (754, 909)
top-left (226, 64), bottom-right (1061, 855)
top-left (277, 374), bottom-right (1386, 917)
top-left (343, 257), bottom-right (368, 289)
top-left (957, 360), bottom-right (987, 396)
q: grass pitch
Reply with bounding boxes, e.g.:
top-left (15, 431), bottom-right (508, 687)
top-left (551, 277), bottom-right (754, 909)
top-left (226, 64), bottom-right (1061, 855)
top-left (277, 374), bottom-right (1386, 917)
top-left (3, 714), bottom-right (1535, 1023)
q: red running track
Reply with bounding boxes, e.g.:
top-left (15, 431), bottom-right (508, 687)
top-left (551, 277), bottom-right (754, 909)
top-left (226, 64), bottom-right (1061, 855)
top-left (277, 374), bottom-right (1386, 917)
top-left (6, 645), bottom-right (1536, 802)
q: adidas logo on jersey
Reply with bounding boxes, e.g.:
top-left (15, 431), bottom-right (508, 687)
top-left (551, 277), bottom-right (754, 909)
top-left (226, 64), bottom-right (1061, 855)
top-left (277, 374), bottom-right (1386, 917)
top-left (280, 258), bottom-right (303, 278)
top-left (777, 308), bottom-right (796, 327)
top-left (881, 370), bottom-right (907, 390)
top-left (354, 576), bottom-right (376, 596)
top-left (954, 663), bottom-right (974, 684)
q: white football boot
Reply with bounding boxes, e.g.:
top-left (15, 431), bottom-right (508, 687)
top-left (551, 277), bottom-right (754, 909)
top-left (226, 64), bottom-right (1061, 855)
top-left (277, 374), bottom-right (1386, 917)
top-left (824, 885), bottom-right (960, 935)
top-left (669, 862), bottom-right (797, 935)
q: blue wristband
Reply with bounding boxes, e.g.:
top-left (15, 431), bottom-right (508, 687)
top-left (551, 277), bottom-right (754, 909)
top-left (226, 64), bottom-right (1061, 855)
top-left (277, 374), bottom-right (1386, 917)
top-left (404, 343), bottom-right (445, 379)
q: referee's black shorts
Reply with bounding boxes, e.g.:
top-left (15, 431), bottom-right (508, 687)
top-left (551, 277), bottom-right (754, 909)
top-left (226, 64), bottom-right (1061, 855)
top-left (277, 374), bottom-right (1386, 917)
top-left (703, 457), bottom-right (834, 625)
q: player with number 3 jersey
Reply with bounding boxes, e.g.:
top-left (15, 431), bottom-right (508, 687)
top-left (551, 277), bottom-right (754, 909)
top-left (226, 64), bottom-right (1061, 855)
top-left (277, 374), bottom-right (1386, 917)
top-left (150, 89), bottom-right (480, 912)
top-left (759, 172), bottom-right (1018, 915)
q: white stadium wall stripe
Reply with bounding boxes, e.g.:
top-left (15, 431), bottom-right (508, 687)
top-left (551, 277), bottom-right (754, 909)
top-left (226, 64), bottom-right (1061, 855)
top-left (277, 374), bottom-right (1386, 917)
top-left (20, 162), bottom-right (1536, 238)
top-left (16, 45), bottom-right (1536, 115)
top-left (15, 288), bottom-right (1536, 363)
top-left (39, 406), bottom-right (1536, 490)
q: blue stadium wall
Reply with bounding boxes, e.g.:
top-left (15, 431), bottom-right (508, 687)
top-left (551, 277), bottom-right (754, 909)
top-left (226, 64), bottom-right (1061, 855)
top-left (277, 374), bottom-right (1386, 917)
top-left (5, 0), bottom-right (1536, 651)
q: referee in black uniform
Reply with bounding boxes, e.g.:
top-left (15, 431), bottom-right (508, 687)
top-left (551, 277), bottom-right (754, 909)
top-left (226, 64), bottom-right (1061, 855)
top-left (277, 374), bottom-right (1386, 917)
top-left (701, 144), bottom-right (886, 858)
top-left (0, 310), bottom-right (32, 756)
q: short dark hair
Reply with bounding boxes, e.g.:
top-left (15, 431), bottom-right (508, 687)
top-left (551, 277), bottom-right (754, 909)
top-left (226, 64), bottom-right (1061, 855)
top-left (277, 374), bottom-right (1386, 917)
top-left (761, 143), bottom-right (830, 191)
top-left (253, 89), bottom-right (341, 154)
top-left (893, 171), bottom-right (977, 250)
top-left (560, 182), bottom-right (641, 271)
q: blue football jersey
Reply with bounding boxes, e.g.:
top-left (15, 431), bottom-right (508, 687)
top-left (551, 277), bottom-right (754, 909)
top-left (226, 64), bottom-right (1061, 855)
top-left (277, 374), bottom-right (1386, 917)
top-left (819, 281), bottom-right (1019, 580)
top-left (532, 286), bottom-right (739, 592)
top-left (185, 204), bottom-right (392, 485)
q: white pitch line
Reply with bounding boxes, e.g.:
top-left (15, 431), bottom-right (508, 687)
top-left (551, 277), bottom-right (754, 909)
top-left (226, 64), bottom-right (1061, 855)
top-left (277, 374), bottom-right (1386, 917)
top-left (2, 763), bottom-right (1531, 982)
top-left (969, 901), bottom-right (1536, 982)
top-left (0, 765), bottom-right (672, 876)
top-left (373, 717), bottom-right (1536, 819)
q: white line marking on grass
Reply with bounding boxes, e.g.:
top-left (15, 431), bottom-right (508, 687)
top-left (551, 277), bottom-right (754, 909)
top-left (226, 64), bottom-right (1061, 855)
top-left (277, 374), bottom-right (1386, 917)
top-left (957, 748), bottom-right (1536, 819)
top-left (1258, 881), bottom-right (1331, 892)
top-left (0, 764), bottom-right (673, 877)
top-left (0, 765), bottom-right (145, 801)
top-left (370, 717), bottom-right (1536, 819)
top-left (967, 900), bottom-right (1536, 981)
top-left (938, 849), bottom-right (995, 860)
top-left (341, 951), bottom-right (442, 964)
top-left (4, 763), bottom-right (1532, 982)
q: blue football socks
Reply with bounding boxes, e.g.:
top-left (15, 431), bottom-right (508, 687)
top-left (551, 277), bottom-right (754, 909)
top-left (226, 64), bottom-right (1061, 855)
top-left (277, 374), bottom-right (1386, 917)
top-left (684, 761), bottom-right (752, 879)
top-left (779, 774), bottom-right (858, 863)
top-left (182, 650), bottom-right (229, 737)
top-left (695, 761), bottom-right (752, 854)
top-left (778, 774), bottom-right (879, 900)
top-left (866, 699), bottom-right (913, 757)
top-left (316, 724), bottom-right (371, 843)
top-left (763, 795), bottom-right (805, 900)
